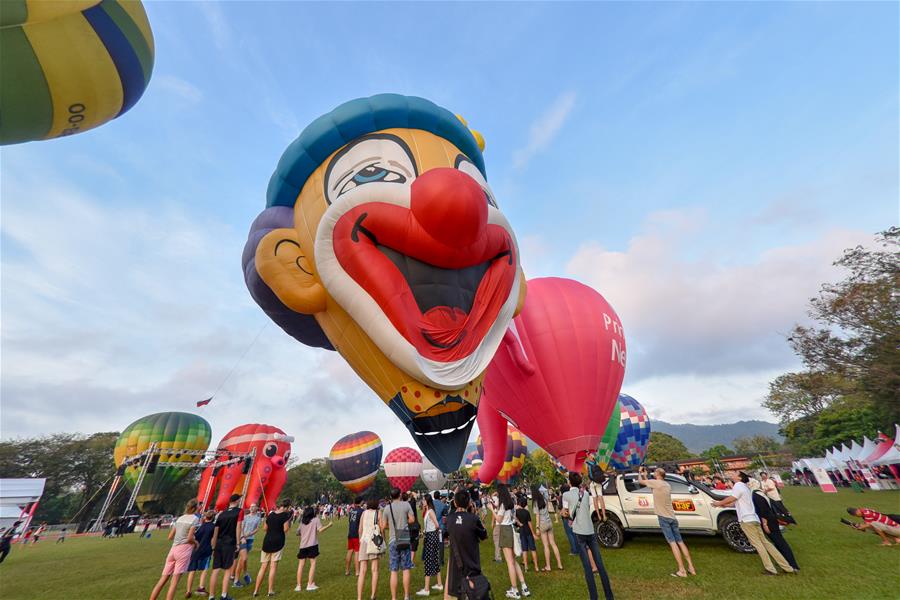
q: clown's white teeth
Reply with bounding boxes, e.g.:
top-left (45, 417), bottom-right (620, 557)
top-left (413, 414), bottom-right (476, 436)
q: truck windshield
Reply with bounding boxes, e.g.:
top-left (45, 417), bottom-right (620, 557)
top-left (687, 479), bottom-right (729, 500)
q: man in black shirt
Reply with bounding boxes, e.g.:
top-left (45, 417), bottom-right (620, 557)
top-left (447, 490), bottom-right (488, 598)
top-left (345, 497), bottom-right (364, 576)
top-left (209, 494), bottom-right (242, 600)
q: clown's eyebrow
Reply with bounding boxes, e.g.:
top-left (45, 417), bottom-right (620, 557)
top-left (332, 156), bottom-right (381, 191)
top-left (387, 160), bottom-right (413, 177)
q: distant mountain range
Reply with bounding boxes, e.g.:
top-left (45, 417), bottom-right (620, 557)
top-left (465, 419), bottom-right (782, 461)
top-left (653, 420), bottom-right (783, 454)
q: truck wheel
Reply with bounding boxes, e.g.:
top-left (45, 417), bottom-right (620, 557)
top-left (719, 514), bottom-right (754, 553)
top-left (595, 516), bottom-right (625, 549)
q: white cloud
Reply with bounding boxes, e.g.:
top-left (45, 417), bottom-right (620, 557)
top-left (512, 91), bottom-right (577, 169)
top-left (564, 209), bottom-right (873, 422)
top-left (566, 211), bottom-right (869, 378)
top-left (625, 370), bottom-right (784, 425)
top-left (0, 171), bottom-right (420, 459)
top-left (197, 2), bottom-right (231, 52)
top-left (155, 75), bottom-right (204, 105)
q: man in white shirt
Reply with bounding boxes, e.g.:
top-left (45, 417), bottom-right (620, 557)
top-left (712, 472), bottom-right (794, 575)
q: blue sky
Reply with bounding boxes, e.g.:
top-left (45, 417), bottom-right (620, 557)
top-left (1, 2), bottom-right (896, 460)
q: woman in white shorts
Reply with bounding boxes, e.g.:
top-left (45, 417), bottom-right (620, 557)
top-left (253, 499), bottom-right (293, 598)
top-left (357, 498), bottom-right (384, 600)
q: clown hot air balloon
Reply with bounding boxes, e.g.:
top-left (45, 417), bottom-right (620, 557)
top-left (421, 459), bottom-right (448, 492)
top-left (476, 424), bottom-right (527, 485)
top-left (608, 394), bottom-right (651, 470)
top-left (0, 0), bottom-right (154, 145)
top-left (328, 431), bottom-right (383, 494)
top-left (243, 94), bottom-right (526, 474)
top-left (383, 447), bottom-right (423, 493)
top-left (594, 398), bottom-right (622, 470)
top-left (197, 424), bottom-right (293, 511)
top-left (480, 277), bottom-right (626, 478)
top-left (114, 412), bottom-right (211, 512)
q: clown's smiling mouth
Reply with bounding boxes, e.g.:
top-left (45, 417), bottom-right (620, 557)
top-left (333, 202), bottom-right (516, 362)
top-left (351, 212), bottom-right (511, 349)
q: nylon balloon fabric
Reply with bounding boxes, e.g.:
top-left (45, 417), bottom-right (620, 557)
top-left (197, 424), bottom-right (292, 512)
top-left (1, 0), bottom-right (154, 145)
top-left (420, 459), bottom-right (448, 491)
top-left (243, 94), bottom-right (526, 474)
top-left (594, 399), bottom-right (622, 470)
top-left (475, 424), bottom-right (528, 485)
top-left (608, 394), bottom-right (651, 470)
top-left (383, 446), bottom-right (423, 493)
top-left (114, 412), bottom-right (210, 512)
top-left (328, 431), bottom-right (383, 494)
top-left (481, 277), bottom-right (626, 475)
top-left (464, 450), bottom-right (482, 483)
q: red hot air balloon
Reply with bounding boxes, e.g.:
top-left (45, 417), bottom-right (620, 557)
top-left (383, 447), bottom-right (423, 493)
top-left (480, 277), bottom-right (625, 475)
top-left (197, 424), bottom-right (293, 511)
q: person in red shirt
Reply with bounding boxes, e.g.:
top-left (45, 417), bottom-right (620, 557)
top-left (847, 507), bottom-right (900, 545)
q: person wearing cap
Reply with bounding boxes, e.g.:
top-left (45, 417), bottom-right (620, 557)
top-left (712, 472), bottom-right (794, 575)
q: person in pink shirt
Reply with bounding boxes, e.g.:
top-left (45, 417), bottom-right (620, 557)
top-left (295, 506), bottom-right (333, 592)
top-left (150, 499), bottom-right (198, 600)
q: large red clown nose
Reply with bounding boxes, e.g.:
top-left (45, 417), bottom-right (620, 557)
top-left (411, 168), bottom-right (488, 247)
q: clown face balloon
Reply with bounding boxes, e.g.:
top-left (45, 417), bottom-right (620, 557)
top-left (244, 95), bottom-right (524, 472)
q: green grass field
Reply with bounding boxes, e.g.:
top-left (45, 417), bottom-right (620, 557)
top-left (1, 487), bottom-right (898, 600)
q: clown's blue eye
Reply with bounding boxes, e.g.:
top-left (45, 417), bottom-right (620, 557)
top-left (339, 164), bottom-right (407, 196)
top-left (354, 166), bottom-right (391, 183)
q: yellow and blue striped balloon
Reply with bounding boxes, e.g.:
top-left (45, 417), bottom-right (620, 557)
top-left (328, 431), bottom-right (383, 494)
top-left (0, 0), bottom-right (154, 145)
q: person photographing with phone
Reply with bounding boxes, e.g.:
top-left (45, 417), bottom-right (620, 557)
top-left (562, 472), bottom-right (614, 600)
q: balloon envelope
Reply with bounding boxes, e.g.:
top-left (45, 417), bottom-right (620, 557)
top-left (383, 447), bottom-right (423, 493)
top-left (464, 450), bottom-right (483, 483)
top-left (329, 431), bottom-right (383, 494)
top-left (608, 394), bottom-right (651, 470)
top-left (421, 459), bottom-right (448, 491)
top-left (1, 0), bottom-right (155, 145)
top-left (482, 277), bottom-right (626, 474)
top-left (476, 424), bottom-right (528, 484)
top-left (199, 423), bottom-right (292, 511)
top-left (595, 399), bottom-right (622, 470)
top-left (114, 412), bottom-right (211, 511)
top-left (243, 95), bottom-right (525, 475)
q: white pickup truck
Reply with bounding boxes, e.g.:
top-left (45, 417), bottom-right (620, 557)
top-left (591, 473), bottom-right (753, 553)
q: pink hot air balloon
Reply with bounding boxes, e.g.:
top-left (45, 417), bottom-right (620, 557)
top-left (481, 277), bottom-right (626, 475)
top-left (383, 447), bottom-right (424, 492)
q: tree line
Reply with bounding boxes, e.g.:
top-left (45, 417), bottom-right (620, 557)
top-left (762, 228), bottom-right (898, 456)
